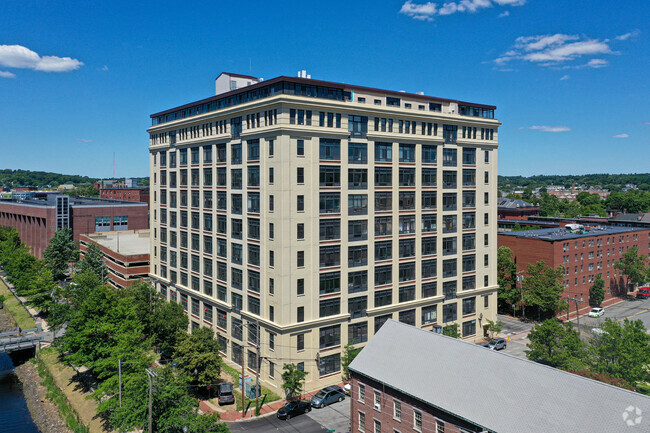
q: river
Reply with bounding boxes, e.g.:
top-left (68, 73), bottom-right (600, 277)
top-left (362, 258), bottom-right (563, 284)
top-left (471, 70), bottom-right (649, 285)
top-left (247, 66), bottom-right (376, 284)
top-left (0, 352), bottom-right (40, 433)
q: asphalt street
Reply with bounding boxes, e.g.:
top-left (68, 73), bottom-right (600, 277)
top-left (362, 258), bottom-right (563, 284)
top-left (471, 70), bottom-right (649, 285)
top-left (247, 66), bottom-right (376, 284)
top-left (578, 296), bottom-right (650, 332)
top-left (227, 398), bottom-right (350, 433)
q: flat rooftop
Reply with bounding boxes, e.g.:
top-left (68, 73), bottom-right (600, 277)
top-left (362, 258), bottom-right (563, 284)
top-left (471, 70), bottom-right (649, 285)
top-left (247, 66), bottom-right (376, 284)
top-left (350, 320), bottom-right (650, 433)
top-left (0, 196), bottom-right (147, 207)
top-left (84, 230), bottom-right (150, 256)
top-left (499, 225), bottom-right (646, 241)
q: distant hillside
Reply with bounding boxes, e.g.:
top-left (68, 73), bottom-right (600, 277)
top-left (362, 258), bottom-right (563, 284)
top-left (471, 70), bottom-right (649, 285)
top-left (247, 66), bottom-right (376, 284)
top-left (499, 173), bottom-right (650, 191)
top-left (0, 169), bottom-right (149, 188)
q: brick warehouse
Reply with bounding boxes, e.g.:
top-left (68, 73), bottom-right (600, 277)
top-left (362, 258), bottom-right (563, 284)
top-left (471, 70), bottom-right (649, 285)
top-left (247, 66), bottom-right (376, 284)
top-left (499, 224), bottom-right (650, 317)
top-left (100, 186), bottom-right (150, 206)
top-left (0, 194), bottom-right (149, 259)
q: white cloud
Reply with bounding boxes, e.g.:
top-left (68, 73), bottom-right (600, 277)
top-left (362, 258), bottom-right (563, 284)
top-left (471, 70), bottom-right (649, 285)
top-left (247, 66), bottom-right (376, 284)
top-left (0, 45), bottom-right (83, 74)
top-left (613, 133), bottom-right (629, 138)
top-left (0, 70), bottom-right (16, 78)
top-left (616, 30), bottom-right (640, 41)
top-left (498, 10), bottom-right (509, 17)
top-left (400, 1), bottom-right (437, 20)
top-left (520, 125), bottom-right (571, 132)
top-left (400, 0), bottom-right (523, 20)
top-left (495, 33), bottom-right (621, 69)
top-left (77, 138), bottom-right (94, 143)
top-left (560, 74), bottom-right (569, 80)
top-left (101, 65), bottom-right (109, 71)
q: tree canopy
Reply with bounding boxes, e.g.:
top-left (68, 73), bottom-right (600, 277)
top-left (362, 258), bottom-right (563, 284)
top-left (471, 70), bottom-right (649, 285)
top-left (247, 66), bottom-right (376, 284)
top-left (43, 228), bottom-right (78, 281)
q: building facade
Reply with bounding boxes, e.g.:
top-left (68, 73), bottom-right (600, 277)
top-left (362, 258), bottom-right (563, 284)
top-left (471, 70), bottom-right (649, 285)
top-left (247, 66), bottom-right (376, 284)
top-left (0, 194), bottom-right (148, 259)
top-left (499, 225), bottom-right (650, 316)
top-left (349, 320), bottom-right (650, 433)
top-left (80, 230), bottom-right (150, 288)
top-left (100, 186), bottom-right (150, 205)
top-left (148, 73), bottom-right (500, 393)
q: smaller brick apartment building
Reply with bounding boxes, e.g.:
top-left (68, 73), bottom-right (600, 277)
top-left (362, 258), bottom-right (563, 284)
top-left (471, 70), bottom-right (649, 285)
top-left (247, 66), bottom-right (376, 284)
top-left (0, 194), bottom-right (148, 259)
top-left (499, 225), bottom-right (650, 316)
top-left (349, 320), bottom-right (650, 433)
top-left (80, 230), bottom-right (150, 288)
top-left (100, 187), bottom-right (150, 206)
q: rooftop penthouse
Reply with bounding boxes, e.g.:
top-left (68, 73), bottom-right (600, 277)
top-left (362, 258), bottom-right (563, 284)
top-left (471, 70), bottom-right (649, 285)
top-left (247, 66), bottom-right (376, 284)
top-left (150, 72), bottom-right (496, 126)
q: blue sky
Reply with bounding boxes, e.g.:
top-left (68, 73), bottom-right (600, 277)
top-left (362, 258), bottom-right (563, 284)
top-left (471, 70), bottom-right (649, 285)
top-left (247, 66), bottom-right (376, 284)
top-left (0, 0), bottom-right (647, 178)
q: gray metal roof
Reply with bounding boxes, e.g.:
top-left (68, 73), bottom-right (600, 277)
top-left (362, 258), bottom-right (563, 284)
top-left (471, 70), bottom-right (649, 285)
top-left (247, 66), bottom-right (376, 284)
top-left (614, 213), bottom-right (650, 224)
top-left (349, 320), bottom-right (650, 433)
top-left (499, 225), bottom-right (646, 241)
top-left (497, 197), bottom-right (538, 209)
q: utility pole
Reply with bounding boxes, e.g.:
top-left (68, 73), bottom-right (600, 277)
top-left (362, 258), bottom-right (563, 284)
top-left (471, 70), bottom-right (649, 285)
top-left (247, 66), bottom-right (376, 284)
top-left (567, 295), bottom-right (585, 333)
top-left (241, 343), bottom-right (246, 419)
top-left (517, 271), bottom-right (525, 320)
top-left (145, 368), bottom-right (158, 433)
top-left (255, 319), bottom-right (261, 416)
top-left (118, 359), bottom-right (122, 408)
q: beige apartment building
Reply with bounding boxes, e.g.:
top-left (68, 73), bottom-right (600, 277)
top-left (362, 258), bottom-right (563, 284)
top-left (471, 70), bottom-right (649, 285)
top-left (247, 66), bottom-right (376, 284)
top-left (148, 72), bottom-right (500, 393)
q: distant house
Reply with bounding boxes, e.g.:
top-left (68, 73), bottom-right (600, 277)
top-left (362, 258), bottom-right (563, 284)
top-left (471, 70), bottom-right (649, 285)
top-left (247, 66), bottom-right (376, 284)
top-left (57, 184), bottom-right (76, 191)
top-left (497, 197), bottom-right (541, 220)
top-left (611, 212), bottom-right (650, 229)
top-left (349, 320), bottom-right (650, 433)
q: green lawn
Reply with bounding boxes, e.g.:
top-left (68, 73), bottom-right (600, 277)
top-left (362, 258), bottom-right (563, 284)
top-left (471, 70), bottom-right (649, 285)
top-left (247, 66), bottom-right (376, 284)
top-left (0, 278), bottom-right (37, 329)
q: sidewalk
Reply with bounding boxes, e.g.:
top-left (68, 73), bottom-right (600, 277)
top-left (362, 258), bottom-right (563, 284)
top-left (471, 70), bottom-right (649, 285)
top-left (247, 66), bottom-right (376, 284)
top-left (205, 381), bottom-right (348, 421)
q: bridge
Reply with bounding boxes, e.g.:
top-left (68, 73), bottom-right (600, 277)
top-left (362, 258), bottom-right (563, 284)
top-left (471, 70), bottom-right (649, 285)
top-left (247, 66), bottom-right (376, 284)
top-left (0, 328), bottom-right (54, 354)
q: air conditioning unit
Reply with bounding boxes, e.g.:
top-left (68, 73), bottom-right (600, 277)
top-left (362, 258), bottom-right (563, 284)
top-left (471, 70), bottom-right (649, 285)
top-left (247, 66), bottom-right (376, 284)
top-left (374, 403), bottom-right (381, 410)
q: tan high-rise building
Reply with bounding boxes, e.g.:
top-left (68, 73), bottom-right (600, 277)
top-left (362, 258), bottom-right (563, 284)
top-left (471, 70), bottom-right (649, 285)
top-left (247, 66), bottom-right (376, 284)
top-left (148, 72), bottom-right (500, 393)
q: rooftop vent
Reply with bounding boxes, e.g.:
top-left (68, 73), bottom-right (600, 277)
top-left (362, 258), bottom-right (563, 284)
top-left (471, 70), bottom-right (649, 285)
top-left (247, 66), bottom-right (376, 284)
top-left (297, 70), bottom-right (311, 79)
top-left (416, 91), bottom-right (424, 95)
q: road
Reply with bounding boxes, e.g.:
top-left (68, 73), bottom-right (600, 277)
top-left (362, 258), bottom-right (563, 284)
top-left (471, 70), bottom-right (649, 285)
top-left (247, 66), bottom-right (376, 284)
top-left (227, 399), bottom-right (350, 433)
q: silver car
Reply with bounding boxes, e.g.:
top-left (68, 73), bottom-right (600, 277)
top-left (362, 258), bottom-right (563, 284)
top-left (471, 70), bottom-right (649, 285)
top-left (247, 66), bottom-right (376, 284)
top-left (486, 338), bottom-right (507, 350)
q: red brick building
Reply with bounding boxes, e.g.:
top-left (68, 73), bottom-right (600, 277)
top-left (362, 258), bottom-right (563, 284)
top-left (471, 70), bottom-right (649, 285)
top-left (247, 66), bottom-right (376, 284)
top-left (499, 225), bottom-right (650, 317)
top-left (79, 230), bottom-right (150, 288)
top-left (497, 197), bottom-right (541, 220)
top-left (100, 187), bottom-right (150, 205)
top-left (0, 194), bottom-right (148, 259)
top-left (349, 320), bottom-right (650, 433)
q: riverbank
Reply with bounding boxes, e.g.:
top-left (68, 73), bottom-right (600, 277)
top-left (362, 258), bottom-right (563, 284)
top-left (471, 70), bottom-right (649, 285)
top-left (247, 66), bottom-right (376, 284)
top-left (14, 361), bottom-right (73, 433)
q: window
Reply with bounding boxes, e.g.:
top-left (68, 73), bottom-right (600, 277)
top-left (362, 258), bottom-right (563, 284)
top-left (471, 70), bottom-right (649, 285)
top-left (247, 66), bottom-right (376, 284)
top-left (442, 171), bottom-right (457, 189)
top-left (463, 233), bottom-right (476, 251)
top-left (374, 289), bottom-right (392, 307)
top-left (399, 192), bottom-right (416, 210)
top-left (443, 148), bottom-right (457, 166)
top-left (319, 325), bottom-right (341, 349)
top-left (349, 322), bottom-right (368, 344)
top-left (297, 223), bottom-right (304, 240)
top-left (463, 212), bottom-right (476, 229)
top-left (414, 409), bottom-right (423, 432)
top-left (375, 216), bottom-right (392, 236)
top-left (463, 297), bottom-right (476, 315)
top-left (320, 166), bottom-right (340, 186)
top-left (320, 219), bottom-right (341, 240)
top-left (393, 400), bottom-right (401, 421)
top-left (348, 115), bottom-right (368, 138)
top-left (443, 303), bottom-right (457, 322)
top-left (320, 138), bottom-right (341, 160)
top-left (320, 193), bottom-right (340, 214)
top-left (349, 220), bottom-right (368, 241)
top-left (399, 143), bottom-right (415, 162)
top-left (297, 195), bottom-right (303, 212)
top-left (399, 238), bottom-right (416, 258)
top-left (422, 168), bottom-right (437, 186)
top-left (399, 285), bottom-right (415, 302)
top-left (232, 194), bottom-right (243, 214)
top-left (375, 192), bottom-right (392, 211)
top-left (247, 192), bottom-right (260, 213)
top-left (422, 305), bottom-right (437, 324)
top-left (359, 412), bottom-right (366, 433)
top-left (422, 237), bottom-right (437, 256)
top-left (375, 265), bottom-right (392, 286)
top-left (349, 194), bottom-right (368, 215)
top-left (422, 259), bottom-right (437, 278)
top-left (374, 390), bottom-right (382, 411)
top-left (320, 272), bottom-right (340, 294)
top-left (231, 143), bottom-right (242, 164)
top-left (248, 166), bottom-right (260, 187)
top-left (399, 262), bottom-right (415, 282)
top-left (463, 320), bottom-right (476, 337)
top-left (247, 139), bottom-right (260, 161)
top-left (375, 167), bottom-right (392, 186)
top-left (348, 296), bottom-right (367, 319)
top-left (349, 142), bottom-right (367, 163)
top-left (398, 168), bottom-right (415, 186)
top-left (462, 147), bottom-right (476, 165)
top-left (463, 191), bottom-right (476, 208)
top-left (443, 215), bottom-right (457, 233)
top-left (297, 333), bottom-right (305, 350)
top-left (297, 251), bottom-right (305, 267)
top-left (442, 193), bottom-right (457, 211)
top-left (375, 142), bottom-right (392, 162)
top-left (349, 169), bottom-right (368, 189)
top-left (319, 298), bottom-right (340, 317)
top-left (297, 278), bottom-right (305, 296)
top-left (349, 245), bottom-right (368, 267)
top-left (462, 169), bottom-right (476, 186)
top-left (399, 215), bottom-right (416, 234)
top-left (399, 309), bottom-right (415, 325)
top-left (443, 259), bottom-right (457, 279)
top-left (422, 145), bottom-right (437, 163)
top-left (320, 245), bottom-right (340, 267)
top-left (297, 139), bottom-right (305, 156)
top-left (349, 271), bottom-right (368, 293)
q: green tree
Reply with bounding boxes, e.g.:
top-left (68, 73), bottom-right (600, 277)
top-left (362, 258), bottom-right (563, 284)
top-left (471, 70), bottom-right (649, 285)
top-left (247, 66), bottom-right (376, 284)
top-left (522, 261), bottom-right (567, 320)
top-left (497, 246), bottom-right (519, 315)
top-left (98, 367), bottom-right (227, 433)
top-left (589, 318), bottom-right (650, 387)
top-left (526, 319), bottom-right (587, 371)
top-left (43, 228), bottom-right (78, 281)
top-left (341, 343), bottom-right (362, 381)
top-left (281, 363), bottom-right (308, 400)
top-left (589, 275), bottom-right (605, 306)
top-left (485, 319), bottom-right (504, 339)
top-left (614, 247), bottom-right (649, 291)
top-left (77, 242), bottom-right (107, 281)
top-left (442, 323), bottom-right (460, 338)
top-left (174, 327), bottom-right (222, 392)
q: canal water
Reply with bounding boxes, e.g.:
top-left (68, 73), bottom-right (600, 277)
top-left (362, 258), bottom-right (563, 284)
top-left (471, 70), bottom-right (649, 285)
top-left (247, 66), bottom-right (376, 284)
top-left (0, 352), bottom-right (40, 433)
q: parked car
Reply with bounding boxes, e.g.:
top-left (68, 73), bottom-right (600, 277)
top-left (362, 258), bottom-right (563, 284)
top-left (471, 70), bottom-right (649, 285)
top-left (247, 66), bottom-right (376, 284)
top-left (485, 338), bottom-right (507, 350)
top-left (588, 307), bottom-right (604, 317)
top-left (276, 400), bottom-right (311, 420)
top-left (310, 385), bottom-right (346, 408)
top-left (217, 382), bottom-right (235, 405)
top-left (637, 288), bottom-right (650, 299)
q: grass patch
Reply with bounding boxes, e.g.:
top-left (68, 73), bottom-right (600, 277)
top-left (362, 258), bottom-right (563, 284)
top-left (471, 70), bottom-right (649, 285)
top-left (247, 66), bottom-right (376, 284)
top-left (220, 363), bottom-right (282, 414)
top-left (33, 348), bottom-right (89, 433)
top-left (0, 279), bottom-right (36, 329)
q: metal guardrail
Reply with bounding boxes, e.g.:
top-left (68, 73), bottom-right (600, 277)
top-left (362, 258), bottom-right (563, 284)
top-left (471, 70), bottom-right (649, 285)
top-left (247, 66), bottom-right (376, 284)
top-left (0, 333), bottom-right (45, 354)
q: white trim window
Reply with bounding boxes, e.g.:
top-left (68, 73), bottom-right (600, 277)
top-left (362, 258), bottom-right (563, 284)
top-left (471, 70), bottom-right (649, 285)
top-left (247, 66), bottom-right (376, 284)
top-left (359, 383), bottom-right (366, 402)
top-left (393, 399), bottom-right (402, 421)
top-left (374, 390), bottom-right (382, 410)
top-left (414, 409), bottom-right (423, 432)
top-left (374, 419), bottom-right (381, 433)
top-left (358, 411), bottom-right (366, 433)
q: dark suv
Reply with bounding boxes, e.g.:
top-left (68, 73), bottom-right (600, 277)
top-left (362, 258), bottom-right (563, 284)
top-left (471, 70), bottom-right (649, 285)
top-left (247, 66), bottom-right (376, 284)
top-left (218, 382), bottom-right (235, 405)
